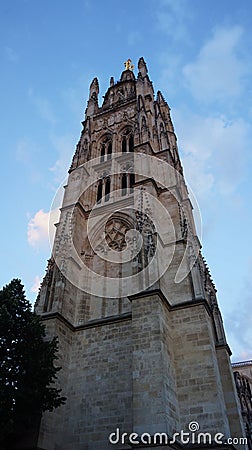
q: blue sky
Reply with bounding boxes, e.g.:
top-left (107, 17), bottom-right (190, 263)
top-left (1, 0), bottom-right (251, 362)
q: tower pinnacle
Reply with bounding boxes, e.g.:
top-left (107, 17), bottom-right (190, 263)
top-left (138, 56), bottom-right (148, 77)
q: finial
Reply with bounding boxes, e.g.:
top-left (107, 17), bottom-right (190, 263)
top-left (138, 57), bottom-right (148, 77)
top-left (124, 59), bottom-right (134, 71)
top-left (157, 91), bottom-right (165, 104)
top-left (89, 77), bottom-right (99, 100)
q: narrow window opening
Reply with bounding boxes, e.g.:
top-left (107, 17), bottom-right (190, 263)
top-left (107, 142), bottom-right (112, 159)
top-left (130, 173), bottom-right (135, 192)
top-left (105, 177), bottom-right (110, 201)
top-left (129, 135), bottom-right (134, 152)
top-left (122, 173), bottom-right (127, 196)
top-left (100, 144), bottom-right (105, 162)
top-left (97, 180), bottom-right (103, 203)
top-left (122, 137), bottom-right (127, 153)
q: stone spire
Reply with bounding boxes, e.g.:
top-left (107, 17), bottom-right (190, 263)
top-left (138, 56), bottom-right (148, 77)
top-left (85, 77), bottom-right (99, 117)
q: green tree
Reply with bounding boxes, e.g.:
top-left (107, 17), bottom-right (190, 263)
top-left (0, 279), bottom-right (66, 447)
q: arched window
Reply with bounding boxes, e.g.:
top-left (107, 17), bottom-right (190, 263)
top-left (105, 177), bottom-right (110, 201)
top-left (121, 129), bottom-right (134, 153)
top-left (100, 137), bottom-right (112, 162)
top-left (129, 135), bottom-right (134, 152)
top-left (107, 142), bottom-right (112, 159)
top-left (122, 137), bottom-right (127, 153)
top-left (100, 144), bottom-right (105, 162)
top-left (130, 173), bottom-right (135, 192)
top-left (97, 180), bottom-right (103, 203)
top-left (121, 172), bottom-right (135, 196)
top-left (122, 173), bottom-right (127, 195)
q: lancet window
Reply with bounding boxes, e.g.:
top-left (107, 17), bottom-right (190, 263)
top-left (121, 129), bottom-right (134, 153)
top-left (96, 177), bottom-right (111, 203)
top-left (121, 172), bottom-right (135, 195)
top-left (100, 136), bottom-right (113, 162)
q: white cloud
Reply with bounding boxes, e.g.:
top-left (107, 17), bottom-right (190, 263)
top-left (28, 88), bottom-right (57, 125)
top-left (31, 275), bottom-right (41, 293)
top-left (61, 86), bottom-right (83, 117)
top-left (27, 208), bottom-right (60, 249)
top-left (5, 46), bottom-right (19, 63)
top-left (127, 31), bottom-right (142, 46)
top-left (225, 279), bottom-right (252, 362)
top-left (155, 0), bottom-right (192, 42)
top-left (16, 138), bottom-right (42, 183)
top-left (27, 209), bottom-right (50, 248)
top-left (16, 137), bottom-right (32, 164)
top-left (49, 134), bottom-right (75, 183)
top-left (173, 108), bottom-right (250, 199)
top-left (83, 0), bottom-right (90, 8)
top-left (157, 52), bottom-right (183, 92)
top-left (183, 25), bottom-right (247, 102)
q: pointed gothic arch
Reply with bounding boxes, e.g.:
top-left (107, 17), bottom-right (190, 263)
top-left (120, 126), bottom-right (134, 153)
top-left (99, 133), bottom-right (113, 161)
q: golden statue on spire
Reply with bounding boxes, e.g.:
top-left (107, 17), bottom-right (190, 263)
top-left (124, 59), bottom-right (134, 71)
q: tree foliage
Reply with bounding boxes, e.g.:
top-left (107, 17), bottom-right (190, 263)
top-left (0, 279), bottom-right (66, 446)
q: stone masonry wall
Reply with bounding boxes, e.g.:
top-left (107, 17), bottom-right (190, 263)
top-left (38, 316), bottom-right (132, 450)
top-left (172, 303), bottom-right (230, 436)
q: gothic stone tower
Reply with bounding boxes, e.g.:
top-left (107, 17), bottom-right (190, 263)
top-left (35, 58), bottom-right (245, 450)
